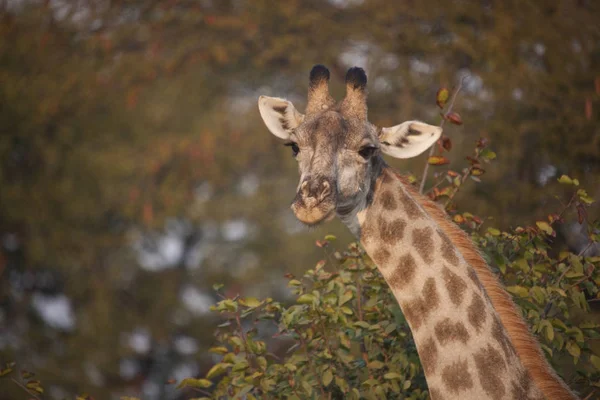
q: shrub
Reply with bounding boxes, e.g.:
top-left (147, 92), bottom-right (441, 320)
top-left (185, 144), bottom-right (600, 399)
top-left (190, 178), bottom-right (599, 399)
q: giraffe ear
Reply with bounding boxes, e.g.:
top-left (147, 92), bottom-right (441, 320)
top-left (258, 96), bottom-right (305, 140)
top-left (378, 121), bottom-right (442, 159)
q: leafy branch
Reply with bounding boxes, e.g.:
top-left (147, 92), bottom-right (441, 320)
top-left (419, 74), bottom-right (468, 194)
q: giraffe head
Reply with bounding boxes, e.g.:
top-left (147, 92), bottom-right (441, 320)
top-left (258, 65), bottom-right (442, 226)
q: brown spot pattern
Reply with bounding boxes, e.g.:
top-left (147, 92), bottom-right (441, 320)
top-left (372, 248), bottom-right (391, 265)
top-left (422, 277), bottom-right (439, 304)
top-left (419, 337), bottom-right (438, 376)
top-left (511, 367), bottom-right (533, 399)
top-left (435, 318), bottom-right (470, 345)
top-left (379, 191), bottom-right (397, 210)
top-left (492, 316), bottom-right (517, 360)
top-left (387, 254), bottom-right (416, 290)
top-left (467, 267), bottom-right (483, 291)
top-left (442, 267), bottom-right (467, 306)
top-left (378, 216), bottom-right (406, 245)
top-left (467, 293), bottom-right (486, 332)
top-left (473, 344), bottom-right (506, 400)
top-left (398, 189), bottom-right (422, 218)
top-left (381, 170), bottom-right (395, 185)
top-left (441, 360), bottom-right (473, 394)
top-left (412, 227), bottom-right (434, 264)
top-left (402, 278), bottom-right (439, 330)
top-left (438, 230), bottom-right (459, 266)
top-left (360, 219), bottom-right (376, 244)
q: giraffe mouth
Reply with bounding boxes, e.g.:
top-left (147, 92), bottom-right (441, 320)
top-left (291, 196), bottom-right (336, 226)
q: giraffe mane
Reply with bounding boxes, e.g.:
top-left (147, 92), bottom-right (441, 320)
top-left (396, 172), bottom-right (577, 400)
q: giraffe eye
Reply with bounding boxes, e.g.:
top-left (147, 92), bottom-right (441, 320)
top-left (358, 146), bottom-right (377, 159)
top-left (284, 142), bottom-right (300, 157)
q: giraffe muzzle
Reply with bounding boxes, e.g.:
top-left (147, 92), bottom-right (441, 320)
top-left (291, 178), bottom-right (336, 225)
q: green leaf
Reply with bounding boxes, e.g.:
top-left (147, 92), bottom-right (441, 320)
top-left (322, 369), bottom-right (333, 386)
top-left (340, 306), bottom-right (353, 315)
top-left (297, 294), bottom-right (317, 305)
top-left (232, 361), bottom-right (249, 372)
top-left (368, 361), bottom-right (385, 369)
top-left (539, 320), bottom-right (554, 341)
top-left (577, 189), bottom-right (594, 204)
top-left (221, 299), bottom-right (238, 312)
top-left (229, 336), bottom-right (244, 349)
top-left (354, 321), bottom-right (370, 329)
top-left (361, 378), bottom-right (380, 387)
top-left (506, 285), bottom-right (529, 298)
top-left (206, 363), bottom-right (231, 379)
top-left (384, 372), bottom-right (403, 380)
top-left (208, 346), bottom-right (229, 355)
top-left (590, 354), bottom-right (600, 370)
top-left (177, 378), bottom-right (213, 389)
top-left (536, 221), bottom-right (554, 236)
top-left (238, 385), bottom-right (253, 397)
top-left (428, 156), bottom-right (450, 165)
top-left (436, 88), bottom-right (450, 109)
top-left (257, 356), bottom-right (267, 371)
top-left (324, 234), bottom-right (337, 241)
top-left (557, 175), bottom-right (575, 185)
top-left (480, 149), bottom-right (497, 160)
top-left (339, 290), bottom-right (353, 306)
top-left (487, 227), bottom-right (501, 236)
top-left (239, 297), bottom-right (262, 308)
top-left (566, 341), bottom-right (581, 359)
top-left (21, 370), bottom-right (34, 379)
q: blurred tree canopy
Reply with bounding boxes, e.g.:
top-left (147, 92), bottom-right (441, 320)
top-left (0, 0), bottom-right (598, 398)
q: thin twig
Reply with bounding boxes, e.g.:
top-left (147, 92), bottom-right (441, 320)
top-left (419, 75), bottom-right (468, 194)
top-left (190, 387), bottom-right (214, 396)
top-left (11, 377), bottom-right (42, 400)
top-left (424, 173), bottom-right (449, 195)
top-left (578, 240), bottom-right (594, 257)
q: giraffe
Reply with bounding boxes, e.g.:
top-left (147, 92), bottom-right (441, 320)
top-left (257, 65), bottom-right (578, 399)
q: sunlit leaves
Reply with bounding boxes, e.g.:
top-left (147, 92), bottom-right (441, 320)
top-left (0, 362), bottom-right (15, 377)
top-left (203, 213), bottom-right (600, 398)
top-left (436, 88), bottom-right (450, 109)
top-left (558, 175), bottom-right (579, 185)
top-left (428, 156), bottom-right (450, 165)
top-left (506, 285), bottom-right (529, 298)
top-left (591, 355), bottom-right (600, 370)
top-left (536, 221), bottom-right (555, 236)
top-left (479, 149), bottom-right (496, 161)
top-left (203, 237), bottom-right (432, 399)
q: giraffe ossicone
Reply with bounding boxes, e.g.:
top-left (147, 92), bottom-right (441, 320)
top-left (258, 65), bottom-right (578, 399)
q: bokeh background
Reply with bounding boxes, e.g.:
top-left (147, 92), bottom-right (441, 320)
top-left (1, 0), bottom-right (599, 398)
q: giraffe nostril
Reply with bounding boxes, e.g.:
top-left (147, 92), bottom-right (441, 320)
top-left (300, 179), bottom-right (332, 202)
top-left (319, 181), bottom-right (331, 201)
top-left (301, 181), bottom-right (310, 197)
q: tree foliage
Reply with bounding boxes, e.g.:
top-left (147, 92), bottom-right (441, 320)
top-left (197, 155), bottom-right (600, 399)
top-left (0, 0), bottom-right (599, 398)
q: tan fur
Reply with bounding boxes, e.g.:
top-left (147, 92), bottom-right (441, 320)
top-left (397, 172), bottom-right (577, 400)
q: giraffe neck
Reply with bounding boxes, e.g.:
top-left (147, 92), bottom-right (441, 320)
top-left (349, 166), bottom-right (576, 400)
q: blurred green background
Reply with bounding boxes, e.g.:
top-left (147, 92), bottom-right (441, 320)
top-left (0, 0), bottom-right (599, 398)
